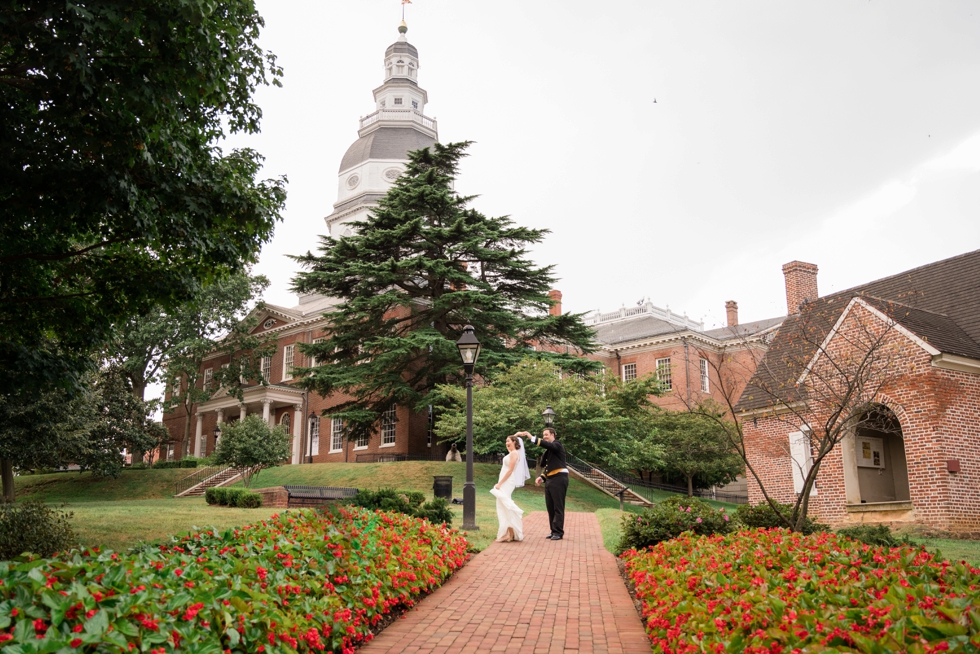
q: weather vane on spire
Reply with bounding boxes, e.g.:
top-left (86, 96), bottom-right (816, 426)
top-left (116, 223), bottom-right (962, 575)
top-left (401, 0), bottom-right (411, 21)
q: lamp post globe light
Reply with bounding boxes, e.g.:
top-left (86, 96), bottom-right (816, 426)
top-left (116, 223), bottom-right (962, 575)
top-left (542, 405), bottom-right (556, 429)
top-left (455, 325), bottom-right (482, 530)
top-left (212, 425), bottom-right (221, 448)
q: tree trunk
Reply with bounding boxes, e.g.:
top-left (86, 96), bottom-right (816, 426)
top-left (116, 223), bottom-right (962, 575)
top-left (1, 458), bottom-right (15, 503)
top-left (687, 474), bottom-right (694, 497)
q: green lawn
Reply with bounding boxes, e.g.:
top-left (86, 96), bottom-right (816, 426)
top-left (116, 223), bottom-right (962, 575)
top-left (17, 464), bottom-right (976, 565)
top-left (11, 462), bottom-right (642, 554)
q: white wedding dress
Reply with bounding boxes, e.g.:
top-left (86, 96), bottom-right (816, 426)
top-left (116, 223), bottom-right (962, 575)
top-left (490, 450), bottom-right (528, 541)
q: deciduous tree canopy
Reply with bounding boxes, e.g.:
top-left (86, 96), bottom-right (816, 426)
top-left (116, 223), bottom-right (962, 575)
top-left (0, 0), bottom-right (286, 398)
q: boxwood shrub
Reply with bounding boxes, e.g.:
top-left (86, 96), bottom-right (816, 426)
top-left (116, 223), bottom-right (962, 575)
top-left (618, 495), bottom-right (732, 553)
top-left (346, 488), bottom-right (452, 525)
top-left (733, 500), bottom-right (828, 534)
top-left (0, 501), bottom-right (77, 560)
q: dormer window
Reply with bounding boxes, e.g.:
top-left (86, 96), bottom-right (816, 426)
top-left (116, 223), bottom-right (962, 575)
top-left (393, 97), bottom-right (403, 106)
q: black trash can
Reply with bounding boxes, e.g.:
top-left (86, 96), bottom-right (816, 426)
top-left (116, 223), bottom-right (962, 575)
top-left (433, 475), bottom-right (453, 500)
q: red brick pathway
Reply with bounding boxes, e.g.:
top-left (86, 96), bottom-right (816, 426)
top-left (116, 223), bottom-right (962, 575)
top-left (363, 511), bottom-right (651, 653)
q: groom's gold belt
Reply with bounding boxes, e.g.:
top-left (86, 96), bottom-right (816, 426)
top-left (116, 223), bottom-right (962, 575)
top-left (546, 468), bottom-right (568, 477)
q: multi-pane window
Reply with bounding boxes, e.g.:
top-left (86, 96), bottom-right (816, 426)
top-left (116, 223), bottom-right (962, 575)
top-left (310, 338), bottom-right (324, 367)
top-left (280, 413), bottom-right (290, 435)
top-left (656, 358), bottom-right (672, 391)
top-left (261, 356), bottom-right (272, 382)
top-left (203, 368), bottom-right (213, 390)
top-left (308, 416), bottom-right (320, 457)
top-left (381, 406), bottom-right (397, 446)
top-left (354, 430), bottom-right (369, 449)
top-left (700, 358), bottom-right (710, 393)
top-left (282, 345), bottom-right (295, 381)
top-left (393, 97), bottom-right (403, 105)
top-left (622, 362), bottom-right (637, 382)
top-left (331, 418), bottom-right (344, 452)
top-left (411, 100), bottom-right (418, 109)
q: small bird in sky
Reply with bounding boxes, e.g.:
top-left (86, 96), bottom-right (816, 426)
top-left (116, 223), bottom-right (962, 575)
top-left (653, 98), bottom-right (657, 103)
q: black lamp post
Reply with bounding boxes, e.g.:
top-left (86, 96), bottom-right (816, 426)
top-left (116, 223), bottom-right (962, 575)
top-left (212, 426), bottom-right (221, 456)
top-left (308, 412), bottom-right (317, 464)
top-left (542, 406), bottom-right (556, 430)
top-left (455, 324), bottom-right (482, 531)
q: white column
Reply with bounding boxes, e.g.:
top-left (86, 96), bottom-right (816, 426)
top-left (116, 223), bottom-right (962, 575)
top-left (194, 414), bottom-right (204, 457)
top-left (262, 399), bottom-right (273, 425)
top-left (214, 409), bottom-right (225, 451)
top-left (291, 403), bottom-right (304, 465)
top-left (240, 404), bottom-right (247, 421)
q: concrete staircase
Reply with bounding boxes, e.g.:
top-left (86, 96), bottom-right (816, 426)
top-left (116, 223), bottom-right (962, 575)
top-left (174, 467), bottom-right (242, 498)
top-left (565, 457), bottom-right (652, 507)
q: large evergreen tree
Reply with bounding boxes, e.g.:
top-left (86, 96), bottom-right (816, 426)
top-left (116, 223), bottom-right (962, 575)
top-left (292, 142), bottom-right (598, 439)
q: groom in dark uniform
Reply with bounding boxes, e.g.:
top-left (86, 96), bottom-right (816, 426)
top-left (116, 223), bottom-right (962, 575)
top-left (526, 427), bottom-right (568, 540)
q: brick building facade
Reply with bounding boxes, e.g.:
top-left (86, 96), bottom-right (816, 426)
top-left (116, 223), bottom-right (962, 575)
top-left (737, 250), bottom-right (980, 535)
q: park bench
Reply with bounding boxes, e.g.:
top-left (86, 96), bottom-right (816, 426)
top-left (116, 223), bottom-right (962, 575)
top-left (283, 485), bottom-right (359, 508)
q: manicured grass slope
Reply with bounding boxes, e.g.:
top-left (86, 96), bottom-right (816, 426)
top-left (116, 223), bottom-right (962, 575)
top-left (14, 468), bottom-right (191, 502)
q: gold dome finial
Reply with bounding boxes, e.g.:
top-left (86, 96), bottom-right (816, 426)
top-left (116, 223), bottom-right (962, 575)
top-left (398, 20), bottom-right (408, 34)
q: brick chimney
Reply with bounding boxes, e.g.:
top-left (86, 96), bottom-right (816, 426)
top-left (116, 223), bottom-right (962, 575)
top-left (782, 261), bottom-right (819, 314)
top-left (725, 300), bottom-right (738, 327)
top-left (548, 290), bottom-right (563, 317)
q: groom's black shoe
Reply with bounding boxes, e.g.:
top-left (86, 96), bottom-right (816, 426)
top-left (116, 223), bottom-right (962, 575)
top-left (550, 536), bottom-right (563, 540)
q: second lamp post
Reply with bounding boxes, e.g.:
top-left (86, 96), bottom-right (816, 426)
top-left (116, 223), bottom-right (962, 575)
top-left (455, 324), bottom-right (481, 531)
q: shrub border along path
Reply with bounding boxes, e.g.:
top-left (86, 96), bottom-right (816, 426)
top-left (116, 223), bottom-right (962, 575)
top-left (363, 511), bottom-right (650, 654)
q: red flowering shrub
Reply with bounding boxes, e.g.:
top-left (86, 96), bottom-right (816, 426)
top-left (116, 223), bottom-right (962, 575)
top-left (0, 506), bottom-right (468, 652)
top-left (623, 528), bottom-right (980, 653)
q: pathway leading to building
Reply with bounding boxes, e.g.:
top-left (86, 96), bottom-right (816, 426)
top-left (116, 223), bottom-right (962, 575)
top-left (363, 511), bottom-right (651, 654)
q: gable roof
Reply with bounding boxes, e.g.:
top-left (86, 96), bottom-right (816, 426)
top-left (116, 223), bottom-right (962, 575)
top-left (737, 248), bottom-right (980, 413)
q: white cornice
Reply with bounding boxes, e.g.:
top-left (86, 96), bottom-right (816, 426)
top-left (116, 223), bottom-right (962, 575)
top-left (932, 353), bottom-right (980, 375)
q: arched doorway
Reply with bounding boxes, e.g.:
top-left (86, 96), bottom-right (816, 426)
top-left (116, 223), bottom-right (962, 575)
top-left (844, 405), bottom-right (910, 504)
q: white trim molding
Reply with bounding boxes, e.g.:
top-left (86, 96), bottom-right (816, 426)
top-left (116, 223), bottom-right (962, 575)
top-left (932, 353), bottom-right (980, 375)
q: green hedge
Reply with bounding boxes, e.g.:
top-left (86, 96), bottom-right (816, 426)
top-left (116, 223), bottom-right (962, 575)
top-left (204, 486), bottom-right (260, 508)
top-left (346, 488), bottom-right (452, 526)
top-left (151, 459), bottom-right (198, 469)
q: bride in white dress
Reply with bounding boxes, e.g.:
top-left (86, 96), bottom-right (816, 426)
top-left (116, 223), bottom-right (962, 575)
top-left (490, 434), bottom-right (531, 542)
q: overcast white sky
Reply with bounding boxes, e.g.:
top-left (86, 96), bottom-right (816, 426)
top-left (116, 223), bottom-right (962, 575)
top-left (227, 0), bottom-right (980, 329)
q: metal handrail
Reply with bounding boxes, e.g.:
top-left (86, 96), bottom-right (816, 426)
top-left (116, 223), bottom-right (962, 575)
top-left (174, 465), bottom-right (231, 496)
top-left (567, 454), bottom-right (748, 504)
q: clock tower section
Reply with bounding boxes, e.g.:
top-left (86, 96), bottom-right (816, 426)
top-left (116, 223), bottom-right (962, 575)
top-left (325, 21), bottom-right (439, 237)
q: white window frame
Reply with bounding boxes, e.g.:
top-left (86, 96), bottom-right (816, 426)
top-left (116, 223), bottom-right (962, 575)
top-left (166, 443), bottom-right (175, 461)
top-left (282, 344), bottom-right (295, 381)
top-left (393, 96), bottom-right (403, 105)
top-left (411, 100), bottom-right (418, 109)
top-left (260, 356), bottom-right (272, 382)
top-left (310, 338), bottom-right (324, 367)
top-left (330, 418), bottom-right (344, 453)
top-left (354, 430), bottom-right (369, 450)
top-left (622, 362), bottom-right (637, 383)
top-left (700, 358), bottom-right (710, 393)
top-left (308, 416), bottom-right (320, 457)
top-left (280, 413), bottom-right (290, 436)
top-left (203, 368), bottom-right (213, 390)
top-left (656, 357), bottom-right (672, 391)
top-left (381, 406), bottom-right (397, 447)
top-left (789, 430), bottom-right (817, 495)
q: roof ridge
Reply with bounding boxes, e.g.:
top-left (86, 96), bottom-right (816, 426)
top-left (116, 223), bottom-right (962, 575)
top-left (855, 295), bottom-right (951, 319)
top-left (831, 248), bottom-right (980, 298)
